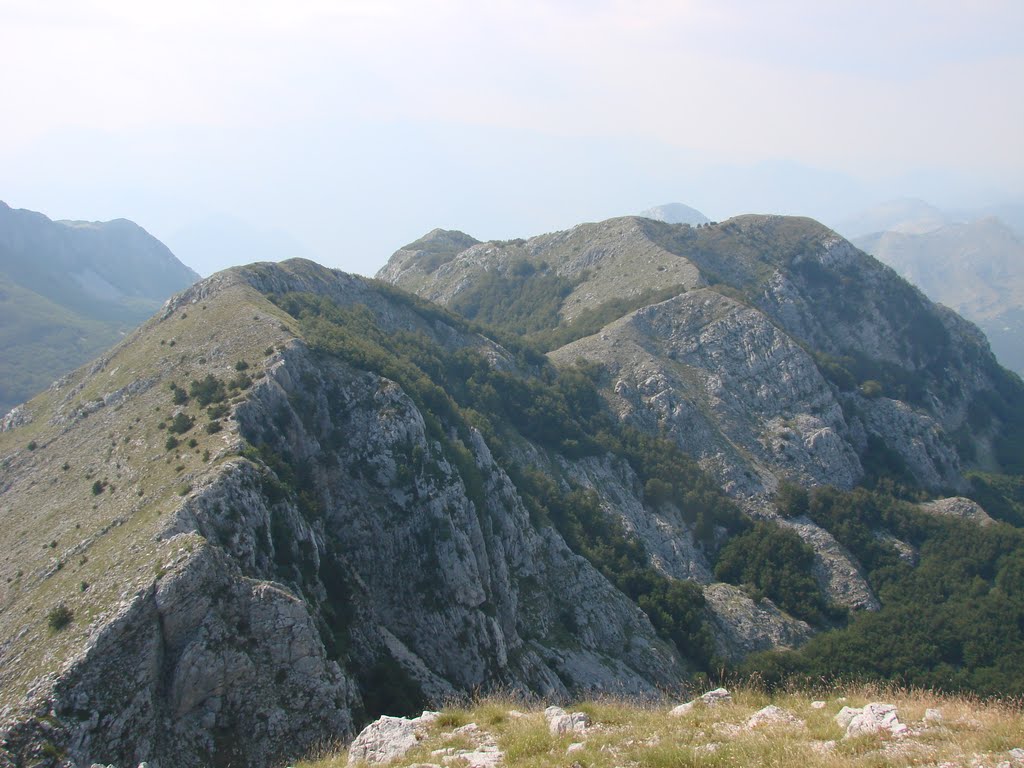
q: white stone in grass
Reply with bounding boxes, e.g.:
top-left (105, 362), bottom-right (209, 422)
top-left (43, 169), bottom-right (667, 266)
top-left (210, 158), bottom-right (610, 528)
top-left (746, 705), bottom-right (805, 729)
top-left (566, 742), bottom-right (585, 754)
top-left (545, 705), bottom-right (590, 735)
top-left (811, 700), bottom-right (827, 709)
top-left (924, 708), bottom-right (943, 724)
top-left (834, 706), bottom-right (862, 729)
top-left (347, 715), bottom-right (419, 765)
top-left (842, 702), bottom-right (908, 739)
top-left (669, 687), bottom-right (732, 716)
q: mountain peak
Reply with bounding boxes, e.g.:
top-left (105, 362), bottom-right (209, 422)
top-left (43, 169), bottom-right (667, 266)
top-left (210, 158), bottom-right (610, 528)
top-left (638, 202), bottom-right (710, 226)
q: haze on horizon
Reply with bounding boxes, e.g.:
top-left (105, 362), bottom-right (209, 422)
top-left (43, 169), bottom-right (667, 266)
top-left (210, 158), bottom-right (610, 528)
top-left (1, 0), bottom-right (1022, 277)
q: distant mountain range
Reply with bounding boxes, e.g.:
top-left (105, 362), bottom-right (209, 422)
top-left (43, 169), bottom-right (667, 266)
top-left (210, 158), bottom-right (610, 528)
top-left (841, 200), bottom-right (1024, 377)
top-left (0, 201), bottom-right (199, 413)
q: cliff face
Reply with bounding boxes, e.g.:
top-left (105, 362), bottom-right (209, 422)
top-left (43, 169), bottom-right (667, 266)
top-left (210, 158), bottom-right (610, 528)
top-left (2, 213), bottom-right (1022, 766)
top-left (0, 262), bottom-right (691, 767)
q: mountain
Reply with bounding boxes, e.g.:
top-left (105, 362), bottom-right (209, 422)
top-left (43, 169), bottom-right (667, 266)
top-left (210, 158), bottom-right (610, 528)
top-left (853, 217), bottom-right (1024, 377)
top-left (638, 203), bottom-right (710, 226)
top-left (0, 202), bottom-right (200, 413)
top-left (833, 198), bottom-right (950, 239)
top-left (1, 216), bottom-right (1023, 766)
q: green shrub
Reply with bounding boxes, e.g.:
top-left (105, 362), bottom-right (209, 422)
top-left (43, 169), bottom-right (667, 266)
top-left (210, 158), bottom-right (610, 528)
top-left (189, 374), bottom-right (226, 406)
top-left (47, 603), bottom-right (73, 632)
top-left (168, 412), bottom-right (194, 434)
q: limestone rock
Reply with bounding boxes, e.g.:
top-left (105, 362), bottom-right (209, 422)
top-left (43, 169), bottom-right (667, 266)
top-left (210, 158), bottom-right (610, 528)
top-left (347, 715), bottom-right (420, 766)
top-left (670, 688), bottom-right (732, 716)
top-left (840, 702), bottom-right (908, 738)
top-left (746, 705), bottom-right (804, 729)
top-left (703, 582), bottom-right (813, 662)
top-left (544, 706), bottom-right (591, 735)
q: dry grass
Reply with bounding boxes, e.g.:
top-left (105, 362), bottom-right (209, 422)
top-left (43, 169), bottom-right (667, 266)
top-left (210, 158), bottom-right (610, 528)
top-left (295, 684), bottom-right (1024, 768)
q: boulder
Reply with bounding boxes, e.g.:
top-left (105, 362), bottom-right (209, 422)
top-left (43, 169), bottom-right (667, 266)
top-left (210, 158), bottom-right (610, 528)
top-left (544, 706), bottom-right (591, 735)
top-left (839, 702), bottom-right (908, 739)
top-left (347, 715), bottom-right (420, 765)
top-left (669, 687), bottom-right (732, 716)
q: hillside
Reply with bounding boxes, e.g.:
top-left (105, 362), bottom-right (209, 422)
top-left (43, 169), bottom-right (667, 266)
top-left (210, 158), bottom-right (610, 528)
top-left (854, 217), bottom-right (1024, 376)
top-left (1, 213), bottom-right (1023, 766)
top-left (0, 201), bottom-right (199, 413)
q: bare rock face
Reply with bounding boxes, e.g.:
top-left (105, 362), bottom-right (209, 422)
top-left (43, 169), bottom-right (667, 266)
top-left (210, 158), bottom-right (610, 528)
top-left (552, 290), bottom-right (864, 500)
top-left (222, 342), bottom-right (686, 701)
top-left (779, 517), bottom-right (880, 611)
top-left (12, 542), bottom-right (356, 768)
top-left (702, 583), bottom-right (814, 662)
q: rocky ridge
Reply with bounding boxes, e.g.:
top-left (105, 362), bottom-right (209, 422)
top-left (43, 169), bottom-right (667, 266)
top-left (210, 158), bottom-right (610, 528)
top-left (2, 211), bottom-right (1023, 766)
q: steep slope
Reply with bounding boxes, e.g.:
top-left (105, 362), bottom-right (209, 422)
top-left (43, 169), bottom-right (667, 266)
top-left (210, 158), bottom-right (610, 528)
top-left (380, 215), bottom-right (1022, 497)
top-left (0, 201), bottom-right (199, 413)
top-left (0, 260), bottom-right (713, 767)
top-left (854, 218), bottom-right (1024, 376)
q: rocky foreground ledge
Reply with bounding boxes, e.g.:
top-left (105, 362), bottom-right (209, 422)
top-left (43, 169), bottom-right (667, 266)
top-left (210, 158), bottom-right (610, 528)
top-left (288, 687), bottom-right (1024, 768)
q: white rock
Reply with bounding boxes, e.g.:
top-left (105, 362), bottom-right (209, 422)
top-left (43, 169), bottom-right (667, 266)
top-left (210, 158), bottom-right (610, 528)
top-left (700, 687), bottom-right (732, 705)
top-left (843, 702), bottom-right (904, 739)
top-left (414, 710), bottom-right (442, 726)
top-left (834, 706), bottom-right (862, 729)
top-left (746, 704), bottom-right (804, 729)
top-left (670, 687), bottom-right (732, 716)
top-left (811, 700), bottom-right (826, 709)
top-left (347, 715), bottom-right (419, 765)
top-left (566, 742), bottom-right (585, 754)
top-left (924, 708), bottom-right (943, 723)
top-left (547, 710), bottom-right (591, 735)
top-left (1009, 747), bottom-right (1024, 761)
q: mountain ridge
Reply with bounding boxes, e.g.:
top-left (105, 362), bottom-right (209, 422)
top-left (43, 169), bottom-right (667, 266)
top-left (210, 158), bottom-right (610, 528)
top-left (1, 214), bottom-right (1023, 765)
top-left (0, 201), bottom-right (199, 414)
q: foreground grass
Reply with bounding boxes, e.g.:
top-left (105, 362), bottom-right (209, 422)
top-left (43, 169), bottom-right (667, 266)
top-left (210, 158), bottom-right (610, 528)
top-left (294, 684), bottom-right (1024, 768)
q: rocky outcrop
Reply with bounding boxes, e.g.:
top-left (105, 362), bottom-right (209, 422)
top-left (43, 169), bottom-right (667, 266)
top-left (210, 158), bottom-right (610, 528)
top-left (836, 702), bottom-right (909, 738)
top-left (222, 341), bottom-right (686, 700)
top-left (702, 583), bottom-right (814, 662)
top-left (2, 541), bottom-right (356, 768)
top-left (779, 517), bottom-right (879, 611)
top-left (919, 497), bottom-right (994, 526)
top-left (551, 289), bottom-right (864, 500)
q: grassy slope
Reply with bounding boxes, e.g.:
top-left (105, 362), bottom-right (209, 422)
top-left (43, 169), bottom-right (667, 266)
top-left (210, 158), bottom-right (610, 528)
top-left (0, 275), bottom-right (128, 413)
top-left (299, 686), bottom-right (1024, 768)
top-left (0, 278), bottom-right (296, 712)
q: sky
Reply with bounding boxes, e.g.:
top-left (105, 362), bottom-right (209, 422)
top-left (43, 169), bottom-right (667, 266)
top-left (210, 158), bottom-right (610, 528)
top-left (1, 0), bottom-right (1022, 276)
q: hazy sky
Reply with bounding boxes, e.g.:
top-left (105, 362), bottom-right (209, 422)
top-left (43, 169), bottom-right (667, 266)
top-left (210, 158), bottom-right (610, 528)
top-left (2, 0), bottom-right (1022, 276)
